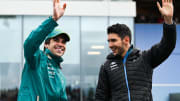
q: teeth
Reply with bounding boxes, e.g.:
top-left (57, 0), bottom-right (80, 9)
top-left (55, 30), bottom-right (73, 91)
top-left (57, 49), bottom-right (62, 53)
top-left (55, 46), bottom-right (64, 52)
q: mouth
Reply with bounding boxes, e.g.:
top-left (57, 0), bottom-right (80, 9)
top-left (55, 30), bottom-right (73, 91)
top-left (56, 48), bottom-right (62, 53)
top-left (55, 46), bottom-right (65, 53)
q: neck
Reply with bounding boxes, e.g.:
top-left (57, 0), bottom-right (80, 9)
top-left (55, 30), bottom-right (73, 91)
top-left (45, 49), bottom-right (63, 64)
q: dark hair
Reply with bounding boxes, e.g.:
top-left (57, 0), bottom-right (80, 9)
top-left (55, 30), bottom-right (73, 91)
top-left (107, 23), bottom-right (132, 44)
top-left (44, 38), bottom-right (51, 51)
top-left (45, 38), bottom-right (51, 45)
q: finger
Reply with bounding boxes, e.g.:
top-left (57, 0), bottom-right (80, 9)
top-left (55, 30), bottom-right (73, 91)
top-left (53, 0), bottom-right (56, 7)
top-left (170, 0), bottom-right (172, 3)
top-left (63, 3), bottom-right (66, 10)
top-left (57, 0), bottom-right (60, 4)
top-left (162, 0), bottom-right (164, 3)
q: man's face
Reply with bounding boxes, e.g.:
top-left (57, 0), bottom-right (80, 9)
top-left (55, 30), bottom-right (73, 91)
top-left (108, 33), bottom-right (125, 56)
top-left (45, 36), bottom-right (66, 57)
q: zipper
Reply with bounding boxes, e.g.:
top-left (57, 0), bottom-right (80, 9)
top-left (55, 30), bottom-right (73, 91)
top-left (37, 96), bottom-right (39, 101)
top-left (123, 48), bottom-right (133, 101)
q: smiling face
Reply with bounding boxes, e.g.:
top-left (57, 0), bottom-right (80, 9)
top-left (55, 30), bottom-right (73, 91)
top-left (44, 35), bottom-right (66, 57)
top-left (107, 23), bottom-right (131, 56)
top-left (108, 33), bottom-right (129, 56)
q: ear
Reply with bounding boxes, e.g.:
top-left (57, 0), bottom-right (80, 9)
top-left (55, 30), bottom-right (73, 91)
top-left (123, 36), bottom-right (130, 45)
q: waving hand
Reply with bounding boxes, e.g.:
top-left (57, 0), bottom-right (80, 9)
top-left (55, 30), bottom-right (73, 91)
top-left (157, 0), bottom-right (174, 24)
top-left (52, 0), bottom-right (66, 21)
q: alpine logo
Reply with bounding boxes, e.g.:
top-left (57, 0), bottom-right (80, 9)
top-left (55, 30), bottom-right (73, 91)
top-left (110, 62), bottom-right (119, 71)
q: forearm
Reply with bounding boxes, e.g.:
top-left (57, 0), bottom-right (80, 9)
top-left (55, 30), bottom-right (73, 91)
top-left (161, 22), bottom-right (176, 50)
top-left (24, 17), bottom-right (58, 61)
top-left (24, 17), bottom-right (57, 49)
top-left (147, 22), bottom-right (176, 68)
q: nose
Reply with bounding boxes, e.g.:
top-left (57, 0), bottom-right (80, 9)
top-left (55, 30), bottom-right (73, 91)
top-left (56, 41), bottom-right (65, 47)
top-left (109, 42), bottom-right (113, 49)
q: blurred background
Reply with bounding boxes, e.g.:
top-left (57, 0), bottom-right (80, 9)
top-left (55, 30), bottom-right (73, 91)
top-left (0, 0), bottom-right (179, 101)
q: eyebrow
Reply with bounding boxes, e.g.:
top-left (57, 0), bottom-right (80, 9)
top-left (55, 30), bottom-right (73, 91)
top-left (108, 39), bottom-right (117, 42)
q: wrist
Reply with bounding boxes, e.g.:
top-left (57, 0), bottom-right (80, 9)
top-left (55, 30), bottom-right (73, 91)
top-left (164, 16), bottom-right (173, 24)
top-left (52, 16), bottom-right (58, 21)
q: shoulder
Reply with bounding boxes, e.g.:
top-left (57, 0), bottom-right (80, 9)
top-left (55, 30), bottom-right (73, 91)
top-left (34, 50), bottom-right (48, 64)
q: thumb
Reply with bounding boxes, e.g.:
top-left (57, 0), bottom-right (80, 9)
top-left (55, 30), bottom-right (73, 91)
top-left (157, 2), bottom-right (162, 12)
top-left (63, 3), bottom-right (66, 10)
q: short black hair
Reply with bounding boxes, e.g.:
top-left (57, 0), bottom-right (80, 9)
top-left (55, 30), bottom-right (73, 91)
top-left (107, 23), bottom-right (132, 44)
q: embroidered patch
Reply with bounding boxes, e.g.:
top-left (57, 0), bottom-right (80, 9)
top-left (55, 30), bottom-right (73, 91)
top-left (110, 62), bottom-right (119, 71)
top-left (47, 62), bottom-right (55, 79)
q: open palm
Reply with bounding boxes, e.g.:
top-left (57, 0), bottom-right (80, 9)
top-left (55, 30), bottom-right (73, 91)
top-left (53, 0), bottom-right (66, 21)
top-left (157, 0), bottom-right (173, 17)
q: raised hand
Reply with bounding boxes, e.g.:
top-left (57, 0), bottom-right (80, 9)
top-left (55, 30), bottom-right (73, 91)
top-left (157, 0), bottom-right (174, 24)
top-left (53, 0), bottom-right (66, 21)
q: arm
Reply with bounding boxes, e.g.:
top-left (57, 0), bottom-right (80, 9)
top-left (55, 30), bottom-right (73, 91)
top-left (143, 0), bottom-right (176, 68)
top-left (95, 65), bottom-right (111, 101)
top-left (24, 17), bottom-right (58, 68)
top-left (24, 0), bottom-right (66, 68)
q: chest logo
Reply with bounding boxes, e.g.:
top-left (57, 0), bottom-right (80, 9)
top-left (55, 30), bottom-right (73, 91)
top-left (47, 63), bottom-right (55, 79)
top-left (110, 62), bottom-right (119, 71)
